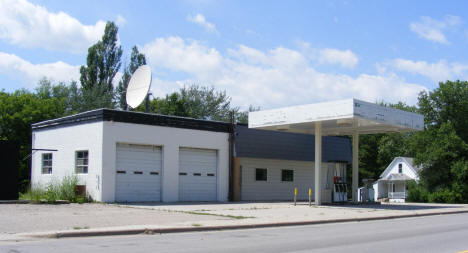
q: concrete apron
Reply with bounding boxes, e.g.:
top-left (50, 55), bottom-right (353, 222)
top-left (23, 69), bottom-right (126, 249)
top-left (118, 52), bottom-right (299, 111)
top-left (12, 208), bottom-right (468, 240)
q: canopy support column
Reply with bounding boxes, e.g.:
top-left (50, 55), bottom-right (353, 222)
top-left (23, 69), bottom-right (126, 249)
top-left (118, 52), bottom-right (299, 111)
top-left (315, 122), bottom-right (322, 205)
top-left (352, 130), bottom-right (359, 202)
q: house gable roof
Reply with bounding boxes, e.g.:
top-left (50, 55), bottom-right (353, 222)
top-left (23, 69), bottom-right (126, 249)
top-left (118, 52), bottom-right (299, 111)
top-left (379, 157), bottom-right (421, 179)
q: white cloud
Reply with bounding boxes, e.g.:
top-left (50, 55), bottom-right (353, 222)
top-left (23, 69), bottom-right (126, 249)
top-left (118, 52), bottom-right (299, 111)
top-left (116, 15), bottom-right (127, 27)
top-left (0, 52), bottom-right (80, 88)
top-left (384, 58), bottom-right (468, 82)
top-left (142, 36), bottom-right (223, 79)
top-left (187, 13), bottom-right (218, 34)
top-left (142, 37), bottom-right (426, 108)
top-left (409, 15), bottom-right (462, 44)
top-left (318, 48), bottom-right (359, 68)
top-left (0, 0), bottom-right (106, 53)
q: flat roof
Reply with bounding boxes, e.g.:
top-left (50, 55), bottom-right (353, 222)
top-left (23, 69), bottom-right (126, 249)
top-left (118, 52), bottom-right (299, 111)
top-left (32, 109), bottom-right (232, 133)
top-left (249, 98), bottom-right (424, 135)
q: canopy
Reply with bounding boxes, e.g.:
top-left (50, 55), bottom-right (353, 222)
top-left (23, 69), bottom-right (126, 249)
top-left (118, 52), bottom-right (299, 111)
top-left (249, 98), bottom-right (424, 205)
top-left (249, 98), bottom-right (424, 135)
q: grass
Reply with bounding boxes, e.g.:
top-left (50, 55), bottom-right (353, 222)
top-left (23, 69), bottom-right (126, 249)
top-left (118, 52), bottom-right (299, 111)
top-left (73, 226), bottom-right (89, 230)
top-left (19, 175), bottom-right (88, 204)
top-left (191, 223), bottom-right (202, 227)
top-left (184, 211), bottom-right (254, 219)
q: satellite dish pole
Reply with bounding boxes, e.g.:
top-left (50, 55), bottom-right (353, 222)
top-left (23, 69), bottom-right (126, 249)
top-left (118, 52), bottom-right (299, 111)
top-left (145, 92), bottom-right (152, 113)
top-left (126, 65), bottom-right (152, 111)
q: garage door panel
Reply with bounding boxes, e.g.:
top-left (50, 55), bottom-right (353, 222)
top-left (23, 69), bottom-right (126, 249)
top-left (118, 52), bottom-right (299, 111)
top-left (179, 148), bottom-right (217, 202)
top-left (115, 144), bottom-right (162, 202)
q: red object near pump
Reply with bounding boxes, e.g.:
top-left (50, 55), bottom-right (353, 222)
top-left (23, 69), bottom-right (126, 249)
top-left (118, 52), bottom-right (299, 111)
top-left (334, 176), bottom-right (339, 184)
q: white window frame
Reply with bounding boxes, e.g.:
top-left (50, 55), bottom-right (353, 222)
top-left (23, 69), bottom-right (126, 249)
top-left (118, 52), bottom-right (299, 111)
top-left (41, 153), bottom-right (53, 174)
top-left (75, 150), bottom-right (89, 174)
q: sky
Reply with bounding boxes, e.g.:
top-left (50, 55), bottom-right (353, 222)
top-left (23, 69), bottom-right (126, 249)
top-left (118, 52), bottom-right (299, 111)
top-left (0, 0), bottom-right (467, 109)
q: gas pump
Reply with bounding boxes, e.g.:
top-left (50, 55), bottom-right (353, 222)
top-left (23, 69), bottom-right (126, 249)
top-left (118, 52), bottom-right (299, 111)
top-left (333, 163), bottom-right (348, 203)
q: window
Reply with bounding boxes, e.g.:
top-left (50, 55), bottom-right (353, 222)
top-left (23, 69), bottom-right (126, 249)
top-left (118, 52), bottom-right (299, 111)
top-left (41, 153), bottom-right (53, 174)
top-left (75, 150), bottom-right (88, 174)
top-left (255, 168), bottom-right (267, 181)
top-left (281, 170), bottom-right (294, 182)
top-left (398, 163), bottom-right (403, 173)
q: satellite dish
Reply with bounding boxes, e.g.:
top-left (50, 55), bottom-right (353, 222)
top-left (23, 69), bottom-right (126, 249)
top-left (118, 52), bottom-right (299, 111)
top-left (126, 65), bottom-right (152, 109)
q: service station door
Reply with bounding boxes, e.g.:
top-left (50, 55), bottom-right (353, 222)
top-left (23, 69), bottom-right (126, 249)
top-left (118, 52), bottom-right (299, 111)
top-left (115, 143), bottom-right (162, 202)
top-left (179, 148), bottom-right (217, 201)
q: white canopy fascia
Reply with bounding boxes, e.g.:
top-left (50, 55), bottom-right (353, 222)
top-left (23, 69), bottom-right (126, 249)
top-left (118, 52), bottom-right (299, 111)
top-left (248, 98), bottom-right (424, 135)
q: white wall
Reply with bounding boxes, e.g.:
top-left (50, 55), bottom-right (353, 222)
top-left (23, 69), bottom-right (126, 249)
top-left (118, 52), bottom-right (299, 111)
top-left (31, 122), bottom-right (104, 201)
top-left (239, 158), bottom-right (334, 201)
top-left (382, 158), bottom-right (419, 180)
top-left (101, 121), bottom-right (229, 202)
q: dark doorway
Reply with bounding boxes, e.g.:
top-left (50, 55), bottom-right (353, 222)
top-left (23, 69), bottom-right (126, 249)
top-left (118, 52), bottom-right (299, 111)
top-left (0, 141), bottom-right (19, 200)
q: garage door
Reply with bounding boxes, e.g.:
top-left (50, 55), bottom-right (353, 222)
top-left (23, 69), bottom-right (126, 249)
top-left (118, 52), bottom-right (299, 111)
top-left (179, 148), bottom-right (217, 201)
top-left (115, 143), bottom-right (162, 202)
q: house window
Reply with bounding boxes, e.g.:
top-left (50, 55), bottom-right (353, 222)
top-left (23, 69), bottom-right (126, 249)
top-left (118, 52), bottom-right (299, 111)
top-left (281, 170), bottom-right (294, 182)
top-left (255, 168), bottom-right (267, 181)
top-left (41, 153), bottom-right (53, 174)
top-left (75, 150), bottom-right (89, 174)
top-left (398, 163), bottom-right (403, 173)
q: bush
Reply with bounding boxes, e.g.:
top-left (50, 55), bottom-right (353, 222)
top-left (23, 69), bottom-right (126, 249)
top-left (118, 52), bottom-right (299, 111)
top-left (406, 181), bottom-right (429, 203)
top-left (19, 184), bottom-right (47, 203)
top-left (428, 188), bottom-right (458, 204)
top-left (20, 175), bottom-right (83, 203)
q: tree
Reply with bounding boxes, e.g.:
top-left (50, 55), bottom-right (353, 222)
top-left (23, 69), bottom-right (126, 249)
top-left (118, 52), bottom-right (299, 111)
top-left (79, 21), bottom-right (123, 109)
top-left (408, 80), bottom-right (468, 203)
top-left (236, 105), bottom-right (260, 124)
top-left (0, 89), bottom-right (66, 189)
top-left (179, 84), bottom-right (234, 121)
top-left (358, 102), bottom-right (416, 181)
top-left (142, 84), bottom-right (256, 123)
top-left (117, 46), bottom-right (147, 110)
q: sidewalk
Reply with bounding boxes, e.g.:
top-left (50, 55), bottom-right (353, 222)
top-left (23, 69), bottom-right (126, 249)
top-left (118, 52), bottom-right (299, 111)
top-left (1, 202), bottom-right (468, 241)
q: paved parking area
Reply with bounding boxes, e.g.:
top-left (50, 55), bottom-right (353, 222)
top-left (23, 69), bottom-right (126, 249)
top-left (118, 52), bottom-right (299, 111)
top-left (0, 203), bottom-right (230, 235)
top-left (1, 201), bottom-right (467, 240)
top-left (122, 201), bottom-right (468, 226)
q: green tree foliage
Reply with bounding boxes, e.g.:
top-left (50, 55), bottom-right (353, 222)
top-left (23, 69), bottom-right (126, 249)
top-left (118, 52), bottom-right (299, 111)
top-left (143, 84), bottom-right (254, 123)
top-left (408, 80), bottom-right (468, 203)
top-left (0, 89), bottom-right (66, 188)
top-left (117, 46), bottom-right (147, 110)
top-left (364, 81), bottom-right (468, 203)
top-left (358, 102), bottom-right (417, 180)
top-left (79, 21), bottom-right (122, 109)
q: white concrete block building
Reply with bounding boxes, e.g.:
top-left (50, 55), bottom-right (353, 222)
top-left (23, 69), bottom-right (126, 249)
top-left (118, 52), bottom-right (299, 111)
top-left (31, 109), bottom-right (230, 202)
top-left (31, 108), bottom-right (353, 203)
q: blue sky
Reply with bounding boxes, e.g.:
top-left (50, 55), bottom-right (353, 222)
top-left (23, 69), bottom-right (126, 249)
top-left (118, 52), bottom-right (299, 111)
top-left (1, 0), bottom-right (467, 109)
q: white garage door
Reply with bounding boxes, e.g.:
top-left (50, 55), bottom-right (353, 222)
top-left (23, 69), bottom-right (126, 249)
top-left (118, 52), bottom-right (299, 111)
top-left (115, 143), bottom-right (162, 202)
top-left (179, 148), bottom-right (217, 201)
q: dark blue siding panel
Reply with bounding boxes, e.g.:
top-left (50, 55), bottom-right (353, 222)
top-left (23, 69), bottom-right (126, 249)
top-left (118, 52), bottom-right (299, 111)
top-left (234, 125), bottom-right (352, 163)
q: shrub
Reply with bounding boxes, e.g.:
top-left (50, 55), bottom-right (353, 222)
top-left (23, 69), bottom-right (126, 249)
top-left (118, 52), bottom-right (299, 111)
top-left (21, 175), bottom-right (83, 203)
top-left (428, 188), bottom-right (457, 204)
top-left (406, 181), bottom-right (429, 203)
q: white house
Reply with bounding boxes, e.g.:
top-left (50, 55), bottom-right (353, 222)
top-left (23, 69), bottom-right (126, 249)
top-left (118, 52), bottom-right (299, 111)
top-left (373, 157), bottom-right (421, 203)
top-left (31, 109), bottom-right (352, 203)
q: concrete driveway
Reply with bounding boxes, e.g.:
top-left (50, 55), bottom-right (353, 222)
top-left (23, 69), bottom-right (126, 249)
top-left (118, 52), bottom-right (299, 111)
top-left (1, 201), bottom-right (467, 241)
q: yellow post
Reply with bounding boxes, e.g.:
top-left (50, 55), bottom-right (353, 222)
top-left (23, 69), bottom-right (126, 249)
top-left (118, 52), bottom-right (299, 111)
top-left (308, 188), bottom-right (312, 206)
top-left (294, 187), bottom-right (298, 206)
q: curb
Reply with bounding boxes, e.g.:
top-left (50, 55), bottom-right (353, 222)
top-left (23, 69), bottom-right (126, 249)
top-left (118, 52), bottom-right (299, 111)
top-left (32, 209), bottom-right (468, 239)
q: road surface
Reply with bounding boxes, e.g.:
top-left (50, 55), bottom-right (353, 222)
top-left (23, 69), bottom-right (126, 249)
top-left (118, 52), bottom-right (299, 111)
top-left (2, 213), bottom-right (468, 253)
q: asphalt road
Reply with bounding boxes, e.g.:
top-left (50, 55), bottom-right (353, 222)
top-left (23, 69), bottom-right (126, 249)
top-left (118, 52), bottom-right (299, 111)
top-left (2, 213), bottom-right (468, 253)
